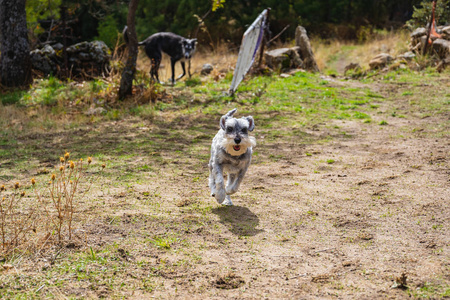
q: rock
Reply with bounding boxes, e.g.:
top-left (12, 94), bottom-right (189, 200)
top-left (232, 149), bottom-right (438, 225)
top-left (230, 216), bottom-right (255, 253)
top-left (442, 26), bottom-right (450, 38)
top-left (398, 51), bottom-right (416, 60)
top-left (411, 27), bottom-right (427, 39)
top-left (31, 40), bottom-right (111, 78)
top-left (201, 64), bottom-right (214, 75)
top-left (295, 26), bottom-right (319, 72)
top-left (84, 107), bottom-right (107, 116)
top-left (79, 52), bottom-right (91, 61)
top-left (90, 40), bottom-right (110, 63)
top-left (30, 45), bottom-right (58, 75)
top-left (431, 39), bottom-right (450, 59)
top-left (67, 41), bottom-right (89, 54)
top-left (369, 53), bottom-right (394, 70)
top-left (344, 63), bottom-right (362, 73)
top-left (436, 56), bottom-right (450, 72)
top-left (265, 47), bottom-right (303, 71)
top-left (52, 43), bottom-right (64, 51)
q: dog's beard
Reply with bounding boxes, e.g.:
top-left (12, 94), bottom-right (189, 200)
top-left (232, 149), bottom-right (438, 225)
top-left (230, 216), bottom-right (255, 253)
top-left (221, 136), bottom-right (256, 156)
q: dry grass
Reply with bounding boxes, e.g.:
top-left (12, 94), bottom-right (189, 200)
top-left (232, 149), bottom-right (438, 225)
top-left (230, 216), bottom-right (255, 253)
top-left (0, 153), bottom-right (105, 257)
top-left (311, 30), bottom-right (411, 73)
top-left (136, 43), bottom-right (238, 83)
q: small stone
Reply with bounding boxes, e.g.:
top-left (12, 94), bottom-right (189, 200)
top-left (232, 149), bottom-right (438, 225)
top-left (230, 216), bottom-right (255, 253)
top-left (369, 53), bottom-right (394, 70)
top-left (201, 64), bottom-right (214, 75)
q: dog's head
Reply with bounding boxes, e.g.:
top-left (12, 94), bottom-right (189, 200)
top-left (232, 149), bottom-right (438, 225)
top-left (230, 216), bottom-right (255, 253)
top-left (220, 108), bottom-right (256, 156)
top-left (182, 38), bottom-right (197, 59)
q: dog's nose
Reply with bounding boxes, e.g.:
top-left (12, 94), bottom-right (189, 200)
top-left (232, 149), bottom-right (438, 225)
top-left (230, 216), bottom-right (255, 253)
top-left (234, 138), bottom-right (241, 144)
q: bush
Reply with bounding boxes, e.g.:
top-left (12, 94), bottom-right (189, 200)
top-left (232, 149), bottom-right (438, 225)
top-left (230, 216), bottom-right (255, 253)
top-left (96, 15), bottom-right (119, 49)
top-left (406, 0), bottom-right (450, 29)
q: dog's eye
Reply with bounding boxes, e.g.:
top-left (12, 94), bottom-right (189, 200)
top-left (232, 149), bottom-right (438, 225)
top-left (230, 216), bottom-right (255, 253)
top-left (242, 128), bottom-right (248, 134)
top-left (226, 127), bottom-right (233, 133)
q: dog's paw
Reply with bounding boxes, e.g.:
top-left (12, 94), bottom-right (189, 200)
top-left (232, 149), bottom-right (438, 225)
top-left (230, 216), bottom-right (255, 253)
top-left (214, 189), bottom-right (226, 204)
top-left (222, 196), bottom-right (233, 206)
top-left (226, 186), bottom-right (237, 195)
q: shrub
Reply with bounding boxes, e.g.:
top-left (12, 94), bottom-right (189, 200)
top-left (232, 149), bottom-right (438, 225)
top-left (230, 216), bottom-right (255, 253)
top-left (406, 1), bottom-right (450, 29)
top-left (96, 15), bottom-right (119, 49)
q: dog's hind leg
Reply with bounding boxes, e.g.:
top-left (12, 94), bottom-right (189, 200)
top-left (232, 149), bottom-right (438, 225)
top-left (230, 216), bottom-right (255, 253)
top-left (225, 173), bottom-right (236, 195)
top-left (226, 168), bottom-right (247, 195)
top-left (222, 195), bottom-right (233, 206)
top-left (150, 57), bottom-right (162, 83)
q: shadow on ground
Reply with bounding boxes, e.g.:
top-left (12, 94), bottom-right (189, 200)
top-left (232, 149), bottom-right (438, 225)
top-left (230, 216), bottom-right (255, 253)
top-left (211, 205), bottom-right (263, 236)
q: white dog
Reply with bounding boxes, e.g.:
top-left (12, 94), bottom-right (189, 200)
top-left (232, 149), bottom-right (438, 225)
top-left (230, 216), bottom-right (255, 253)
top-left (208, 108), bottom-right (256, 206)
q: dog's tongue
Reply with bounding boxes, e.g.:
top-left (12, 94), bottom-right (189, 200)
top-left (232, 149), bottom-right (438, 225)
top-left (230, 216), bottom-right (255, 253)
top-left (233, 145), bottom-right (241, 151)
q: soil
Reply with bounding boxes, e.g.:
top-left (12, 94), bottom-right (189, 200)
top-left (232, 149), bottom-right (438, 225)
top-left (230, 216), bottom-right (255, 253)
top-left (140, 106), bottom-right (449, 299)
top-left (0, 76), bottom-right (449, 299)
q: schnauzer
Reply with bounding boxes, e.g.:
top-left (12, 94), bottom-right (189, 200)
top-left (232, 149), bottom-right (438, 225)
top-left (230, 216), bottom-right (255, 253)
top-left (208, 108), bottom-right (256, 206)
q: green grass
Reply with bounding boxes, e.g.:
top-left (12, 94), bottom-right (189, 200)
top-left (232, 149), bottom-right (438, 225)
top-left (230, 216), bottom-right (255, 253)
top-left (0, 90), bottom-right (27, 105)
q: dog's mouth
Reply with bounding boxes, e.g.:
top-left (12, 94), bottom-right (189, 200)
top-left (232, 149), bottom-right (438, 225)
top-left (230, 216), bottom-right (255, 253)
top-left (233, 145), bottom-right (241, 151)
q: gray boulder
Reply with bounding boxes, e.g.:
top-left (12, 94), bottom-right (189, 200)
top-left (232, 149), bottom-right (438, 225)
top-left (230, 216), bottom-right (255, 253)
top-left (295, 26), bottom-right (319, 72)
top-left (442, 26), bottom-right (450, 39)
top-left (344, 63), bottom-right (362, 74)
top-left (431, 39), bottom-right (450, 59)
top-left (30, 45), bottom-right (58, 75)
top-left (369, 53), bottom-right (394, 70)
top-left (90, 41), bottom-right (110, 63)
top-left (265, 47), bottom-right (303, 71)
top-left (411, 27), bottom-right (427, 39)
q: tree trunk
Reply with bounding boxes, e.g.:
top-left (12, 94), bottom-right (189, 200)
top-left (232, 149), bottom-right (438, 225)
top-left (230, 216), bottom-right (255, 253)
top-left (118, 0), bottom-right (139, 100)
top-left (0, 0), bottom-right (32, 88)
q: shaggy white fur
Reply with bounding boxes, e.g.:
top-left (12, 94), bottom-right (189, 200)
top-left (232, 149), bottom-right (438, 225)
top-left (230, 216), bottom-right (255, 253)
top-left (221, 136), bottom-right (256, 156)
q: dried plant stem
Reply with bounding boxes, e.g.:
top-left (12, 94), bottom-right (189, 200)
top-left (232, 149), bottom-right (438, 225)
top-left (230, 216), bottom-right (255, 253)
top-left (1, 153), bottom-right (104, 257)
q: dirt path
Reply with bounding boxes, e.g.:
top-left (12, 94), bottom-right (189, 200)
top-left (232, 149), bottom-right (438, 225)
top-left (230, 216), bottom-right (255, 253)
top-left (0, 74), bottom-right (448, 299)
top-left (130, 109), bottom-right (448, 298)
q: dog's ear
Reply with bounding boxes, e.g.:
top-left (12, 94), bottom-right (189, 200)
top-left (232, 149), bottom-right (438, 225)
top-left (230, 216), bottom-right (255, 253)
top-left (220, 109), bottom-right (237, 130)
top-left (226, 108), bottom-right (237, 117)
top-left (246, 116), bottom-right (255, 131)
top-left (220, 115), bottom-right (227, 130)
top-left (192, 39), bottom-right (197, 44)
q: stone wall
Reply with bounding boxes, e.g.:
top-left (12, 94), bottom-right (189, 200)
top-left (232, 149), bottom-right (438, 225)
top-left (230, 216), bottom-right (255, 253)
top-left (30, 40), bottom-right (111, 79)
top-left (410, 25), bottom-right (450, 59)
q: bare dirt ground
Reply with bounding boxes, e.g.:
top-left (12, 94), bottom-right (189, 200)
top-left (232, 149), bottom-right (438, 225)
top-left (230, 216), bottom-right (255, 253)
top-left (0, 74), bottom-right (449, 299)
top-left (131, 97), bottom-right (449, 299)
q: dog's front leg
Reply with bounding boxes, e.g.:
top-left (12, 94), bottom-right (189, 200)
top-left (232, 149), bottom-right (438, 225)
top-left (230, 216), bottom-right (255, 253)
top-left (226, 168), bottom-right (247, 195)
top-left (177, 61), bottom-right (186, 80)
top-left (170, 58), bottom-right (177, 84)
top-left (188, 60), bottom-right (192, 78)
top-left (212, 165), bottom-right (226, 204)
top-left (208, 161), bottom-right (216, 196)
